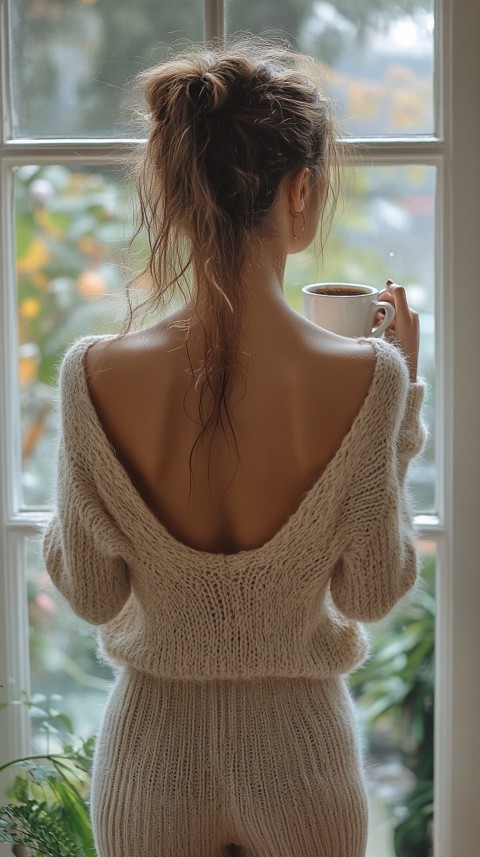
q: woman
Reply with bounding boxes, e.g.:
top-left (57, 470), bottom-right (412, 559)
top-left (43, 40), bottom-right (426, 857)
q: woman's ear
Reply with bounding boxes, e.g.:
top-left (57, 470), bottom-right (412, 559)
top-left (288, 167), bottom-right (311, 213)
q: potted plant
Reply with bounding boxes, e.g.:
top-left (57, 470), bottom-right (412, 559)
top-left (0, 693), bottom-right (95, 857)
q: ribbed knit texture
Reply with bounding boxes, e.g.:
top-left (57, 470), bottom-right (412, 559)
top-left (43, 333), bottom-right (427, 682)
top-left (42, 332), bottom-right (427, 856)
top-left (90, 670), bottom-right (369, 856)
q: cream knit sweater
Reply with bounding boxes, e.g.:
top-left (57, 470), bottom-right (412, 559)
top-left (43, 334), bottom-right (427, 681)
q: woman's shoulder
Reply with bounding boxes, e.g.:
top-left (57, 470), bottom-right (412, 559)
top-left (59, 333), bottom-right (116, 384)
top-left (363, 335), bottom-right (410, 379)
top-left (331, 334), bottom-right (410, 396)
top-left (324, 337), bottom-right (379, 429)
top-left (317, 331), bottom-right (409, 376)
top-left (59, 331), bottom-right (146, 397)
top-left (311, 333), bottom-right (411, 443)
top-left (55, 335), bottom-right (123, 437)
top-left (304, 332), bottom-right (408, 422)
top-left (349, 336), bottom-right (411, 438)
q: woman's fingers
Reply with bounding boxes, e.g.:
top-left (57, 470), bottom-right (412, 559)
top-left (379, 280), bottom-right (420, 382)
top-left (377, 289), bottom-right (397, 334)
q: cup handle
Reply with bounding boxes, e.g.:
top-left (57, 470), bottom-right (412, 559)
top-left (371, 301), bottom-right (395, 337)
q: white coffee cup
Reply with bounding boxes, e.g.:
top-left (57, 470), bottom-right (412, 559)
top-left (302, 282), bottom-right (395, 338)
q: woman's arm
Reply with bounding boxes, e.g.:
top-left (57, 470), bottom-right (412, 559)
top-left (42, 345), bottom-right (132, 625)
top-left (330, 369), bottom-right (428, 623)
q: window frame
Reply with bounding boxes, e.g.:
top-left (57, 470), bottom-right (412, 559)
top-left (1, 0), bottom-right (479, 853)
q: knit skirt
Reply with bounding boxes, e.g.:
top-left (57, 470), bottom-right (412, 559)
top-left (90, 667), bottom-right (369, 857)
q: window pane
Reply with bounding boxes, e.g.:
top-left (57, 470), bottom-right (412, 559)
top-left (226, 0), bottom-right (434, 136)
top-left (16, 163), bottom-right (435, 512)
top-left (350, 541), bottom-right (435, 857)
top-left (285, 164), bottom-right (436, 513)
top-left (9, 0), bottom-right (203, 138)
top-left (15, 164), bottom-right (144, 507)
top-left (27, 535), bottom-right (114, 751)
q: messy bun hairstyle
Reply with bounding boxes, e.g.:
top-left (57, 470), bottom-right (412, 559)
top-left (125, 38), bottom-right (340, 477)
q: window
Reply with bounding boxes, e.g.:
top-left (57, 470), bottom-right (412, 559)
top-left (1, 1), bottom-right (479, 855)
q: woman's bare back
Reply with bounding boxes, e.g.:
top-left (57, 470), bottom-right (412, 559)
top-left (85, 312), bottom-right (376, 554)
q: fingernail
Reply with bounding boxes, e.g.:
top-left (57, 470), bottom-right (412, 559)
top-left (386, 279), bottom-right (394, 285)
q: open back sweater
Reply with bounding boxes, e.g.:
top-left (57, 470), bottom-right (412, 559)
top-left (42, 334), bottom-right (427, 681)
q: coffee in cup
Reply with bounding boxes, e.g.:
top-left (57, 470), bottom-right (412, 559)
top-left (302, 282), bottom-right (395, 338)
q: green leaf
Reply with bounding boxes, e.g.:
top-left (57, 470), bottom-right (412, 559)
top-left (55, 712), bottom-right (75, 733)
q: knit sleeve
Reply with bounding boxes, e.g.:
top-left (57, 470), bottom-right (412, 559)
top-left (42, 343), bottom-right (132, 625)
top-left (330, 350), bottom-right (428, 623)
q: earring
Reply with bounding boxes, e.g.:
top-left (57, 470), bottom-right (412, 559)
top-left (291, 210), bottom-right (306, 240)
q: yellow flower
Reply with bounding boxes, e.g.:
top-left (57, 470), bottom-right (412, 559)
top-left (20, 297), bottom-right (41, 319)
top-left (17, 238), bottom-right (50, 275)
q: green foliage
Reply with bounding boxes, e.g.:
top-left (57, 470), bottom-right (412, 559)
top-left (0, 801), bottom-right (87, 857)
top-left (349, 556), bottom-right (435, 857)
top-left (393, 778), bottom-right (434, 857)
top-left (0, 694), bottom-right (95, 857)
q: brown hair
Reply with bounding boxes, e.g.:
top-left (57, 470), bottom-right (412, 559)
top-left (123, 37), bottom-right (341, 485)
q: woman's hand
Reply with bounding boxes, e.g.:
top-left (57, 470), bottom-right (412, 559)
top-left (378, 280), bottom-right (420, 383)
